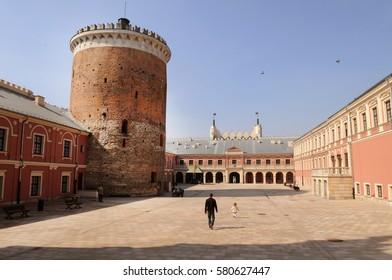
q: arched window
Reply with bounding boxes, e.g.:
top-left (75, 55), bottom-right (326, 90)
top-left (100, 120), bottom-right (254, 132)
top-left (121, 120), bottom-right (128, 134)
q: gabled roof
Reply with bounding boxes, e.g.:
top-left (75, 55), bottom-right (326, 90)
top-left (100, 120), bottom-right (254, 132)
top-left (0, 86), bottom-right (88, 132)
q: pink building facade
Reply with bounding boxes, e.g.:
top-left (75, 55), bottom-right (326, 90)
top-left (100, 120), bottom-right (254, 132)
top-left (0, 80), bottom-right (88, 205)
top-left (165, 119), bottom-right (296, 187)
top-left (294, 74), bottom-right (392, 203)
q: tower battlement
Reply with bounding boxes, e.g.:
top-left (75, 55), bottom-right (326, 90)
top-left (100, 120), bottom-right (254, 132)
top-left (70, 18), bottom-right (171, 63)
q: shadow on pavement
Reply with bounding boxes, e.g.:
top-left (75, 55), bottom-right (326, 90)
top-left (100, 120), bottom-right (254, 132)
top-left (1, 235), bottom-right (391, 260)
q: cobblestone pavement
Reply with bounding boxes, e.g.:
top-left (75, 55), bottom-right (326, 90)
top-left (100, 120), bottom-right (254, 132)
top-left (1, 183), bottom-right (392, 260)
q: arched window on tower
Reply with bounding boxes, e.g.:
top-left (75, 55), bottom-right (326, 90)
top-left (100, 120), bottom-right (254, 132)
top-left (121, 120), bottom-right (128, 135)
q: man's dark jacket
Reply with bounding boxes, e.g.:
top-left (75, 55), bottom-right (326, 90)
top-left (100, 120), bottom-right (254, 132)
top-left (205, 197), bottom-right (218, 213)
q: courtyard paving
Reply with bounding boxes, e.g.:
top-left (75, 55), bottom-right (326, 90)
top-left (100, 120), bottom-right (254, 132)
top-left (0, 183), bottom-right (392, 260)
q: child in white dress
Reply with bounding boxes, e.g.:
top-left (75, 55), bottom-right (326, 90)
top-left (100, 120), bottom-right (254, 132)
top-left (231, 202), bottom-right (239, 217)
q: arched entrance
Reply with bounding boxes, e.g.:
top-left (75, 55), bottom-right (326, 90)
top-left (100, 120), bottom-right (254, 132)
top-left (266, 172), bottom-right (273, 184)
top-left (256, 172), bottom-right (263, 183)
top-left (205, 172), bottom-right (213, 183)
top-left (216, 172), bottom-right (223, 183)
top-left (229, 172), bottom-right (240, 183)
top-left (176, 172), bottom-right (184, 184)
top-left (245, 172), bottom-right (253, 183)
top-left (286, 172), bottom-right (294, 184)
top-left (276, 172), bottom-right (284, 184)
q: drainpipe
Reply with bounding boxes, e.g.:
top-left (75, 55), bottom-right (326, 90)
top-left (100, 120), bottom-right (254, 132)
top-left (73, 131), bottom-right (81, 194)
top-left (17, 116), bottom-right (28, 204)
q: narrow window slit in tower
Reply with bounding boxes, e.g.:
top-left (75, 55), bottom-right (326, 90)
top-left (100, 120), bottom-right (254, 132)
top-left (122, 139), bottom-right (126, 148)
top-left (104, 78), bottom-right (107, 83)
top-left (121, 120), bottom-right (128, 134)
top-left (135, 91), bottom-right (138, 99)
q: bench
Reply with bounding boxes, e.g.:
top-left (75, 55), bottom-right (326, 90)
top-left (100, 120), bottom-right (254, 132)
top-left (64, 196), bottom-right (82, 210)
top-left (3, 204), bottom-right (30, 219)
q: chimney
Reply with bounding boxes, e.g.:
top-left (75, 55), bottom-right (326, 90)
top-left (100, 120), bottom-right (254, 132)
top-left (35, 95), bottom-right (45, 107)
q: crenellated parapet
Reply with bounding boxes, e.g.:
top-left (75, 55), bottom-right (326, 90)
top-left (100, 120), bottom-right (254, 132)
top-left (70, 18), bottom-right (171, 63)
top-left (0, 79), bottom-right (34, 98)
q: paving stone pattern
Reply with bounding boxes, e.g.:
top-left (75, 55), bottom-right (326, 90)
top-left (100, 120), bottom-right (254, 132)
top-left (1, 184), bottom-right (392, 260)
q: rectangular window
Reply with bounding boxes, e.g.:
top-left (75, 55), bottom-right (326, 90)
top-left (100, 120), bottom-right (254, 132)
top-left (63, 140), bottom-right (71, 158)
top-left (353, 118), bottom-right (357, 134)
top-left (0, 128), bottom-right (6, 151)
top-left (246, 159), bottom-right (251, 165)
top-left (362, 113), bottom-right (367, 131)
top-left (80, 145), bottom-right (85, 153)
top-left (217, 160), bottom-right (222, 165)
top-left (372, 107), bottom-right (378, 127)
top-left (232, 160), bottom-right (237, 165)
top-left (61, 175), bottom-right (70, 193)
top-left (189, 160), bottom-right (194, 165)
top-left (366, 184), bottom-right (370, 196)
top-left (386, 100), bottom-right (391, 121)
top-left (377, 185), bottom-right (382, 198)
top-left (337, 126), bottom-right (341, 140)
top-left (256, 159), bottom-right (261, 165)
top-left (276, 159), bottom-right (281, 165)
top-left (266, 159), bottom-right (271, 165)
top-left (331, 129), bottom-right (335, 142)
top-left (344, 123), bottom-right (348, 138)
top-left (33, 135), bottom-right (44, 155)
top-left (179, 160), bottom-right (184, 165)
top-left (356, 183), bottom-right (360, 195)
top-left (198, 160), bottom-right (203, 165)
top-left (286, 159), bottom-right (291, 165)
top-left (208, 160), bottom-right (213, 165)
top-left (30, 175), bottom-right (41, 197)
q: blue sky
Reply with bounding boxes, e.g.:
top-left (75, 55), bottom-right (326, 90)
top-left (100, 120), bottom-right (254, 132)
top-left (1, 0), bottom-right (392, 138)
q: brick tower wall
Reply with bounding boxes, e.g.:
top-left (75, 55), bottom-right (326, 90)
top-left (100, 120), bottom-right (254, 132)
top-left (69, 20), bottom-right (170, 196)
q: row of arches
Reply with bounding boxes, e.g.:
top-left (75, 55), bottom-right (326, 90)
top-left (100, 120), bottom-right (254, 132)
top-left (175, 171), bottom-right (294, 184)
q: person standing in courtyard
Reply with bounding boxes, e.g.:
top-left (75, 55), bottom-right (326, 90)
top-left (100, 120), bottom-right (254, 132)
top-left (97, 186), bottom-right (104, 202)
top-left (231, 202), bottom-right (239, 218)
top-left (205, 193), bottom-right (218, 229)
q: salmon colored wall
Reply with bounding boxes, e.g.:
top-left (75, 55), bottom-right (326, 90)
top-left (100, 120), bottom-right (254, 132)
top-left (352, 132), bottom-right (392, 197)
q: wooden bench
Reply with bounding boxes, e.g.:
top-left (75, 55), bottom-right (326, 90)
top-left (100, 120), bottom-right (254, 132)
top-left (3, 204), bottom-right (30, 219)
top-left (64, 196), bottom-right (82, 210)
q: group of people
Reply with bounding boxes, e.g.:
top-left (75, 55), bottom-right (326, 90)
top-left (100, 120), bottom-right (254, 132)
top-left (205, 193), bottom-right (239, 230)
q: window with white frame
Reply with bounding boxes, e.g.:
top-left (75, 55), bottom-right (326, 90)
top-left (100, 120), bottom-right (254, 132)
top-left (372, 107), bottom-right (378, 127)
top-left (352, 118), bottom-right (357, 134)
top-left (386, 100), bottom-right (391, 121)
top-left (0, 128), bottom-right (7, 152)
top-left (61, 173), bottom-right (71, 193)
top-left (33, 134), bottom-right (44, 155)
top-left (365, 183), bottom-right (371, 196)
top-left (63, 139), bottom-right (72, 158)
top-left (376, 185), bottom-right (382, 198)
top-left (362, 113), bottom-right (367, 131)
top-left (0, 174), bottom-right (4, 200)
top-left (30, 174), bottom-right (42, 197)
top-left (356, 183), bottom-right (360, 195)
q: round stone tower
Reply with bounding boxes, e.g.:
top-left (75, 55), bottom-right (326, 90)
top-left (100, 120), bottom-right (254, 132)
top-left (69, 18), bottom-right (171, 196)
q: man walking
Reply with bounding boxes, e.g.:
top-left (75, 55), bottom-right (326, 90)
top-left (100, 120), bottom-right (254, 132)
top-left (205, 193), bottom-right (218, 229)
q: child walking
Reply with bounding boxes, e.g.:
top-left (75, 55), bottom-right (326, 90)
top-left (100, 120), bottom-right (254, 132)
top-left (231, 202), bottom-right (239, 218)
